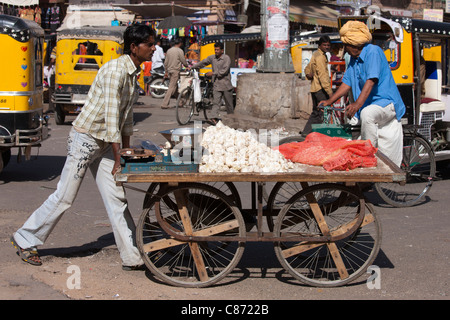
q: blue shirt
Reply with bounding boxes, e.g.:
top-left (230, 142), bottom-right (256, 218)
top-left (342, 44), bottom-right (405, 120)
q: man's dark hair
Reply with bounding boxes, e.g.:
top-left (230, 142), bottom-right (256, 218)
top-left (171, 38), bottom-right (183, 46)
top-left (123, 24), bottom-right (155, 54)
top-left (214, 42), bottom-right (224, 50)
top-left (318, 35), bottom-right (331, 45)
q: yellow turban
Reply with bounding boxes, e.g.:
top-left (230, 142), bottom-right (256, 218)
top-left (340, 21), bottom-right (372, 46)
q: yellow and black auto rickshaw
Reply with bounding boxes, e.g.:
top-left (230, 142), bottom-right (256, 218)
top-left (0, 14), bottom-right (49, 173)
top-left (52, 26), bottom-right (127, 124)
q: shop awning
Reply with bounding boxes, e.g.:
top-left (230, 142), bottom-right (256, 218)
top-left (289, 0), bottom-right (339, 28)
top-left (59, 7), bottom-right (135, 30)
top-left (1, 0), bottom-right (38, 5)
top-left (112, 3), bottom-right (200, 19)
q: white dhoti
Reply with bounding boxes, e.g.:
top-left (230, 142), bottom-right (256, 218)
top-left (350, 103), bottom-right (403, 167)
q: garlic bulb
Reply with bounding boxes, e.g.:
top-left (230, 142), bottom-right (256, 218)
top-left (199, 121), bottom-right (294, 173)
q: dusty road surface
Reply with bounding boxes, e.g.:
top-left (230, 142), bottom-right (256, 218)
top-left (1, 96), bottom-right (449, 302)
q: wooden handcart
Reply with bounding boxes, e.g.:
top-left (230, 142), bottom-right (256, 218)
top-left (115, 152), bottom-right (405, 288)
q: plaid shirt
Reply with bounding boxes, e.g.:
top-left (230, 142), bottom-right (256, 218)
top-left (72, 54), bottom-right (140, 144)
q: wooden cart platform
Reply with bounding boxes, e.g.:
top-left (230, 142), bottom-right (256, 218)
top-left (116, 152), bottom-right (405, 184)
top-left (114, 152), bottom-right (405, 288)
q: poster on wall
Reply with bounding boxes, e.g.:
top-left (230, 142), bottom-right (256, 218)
top-left (267, 13), bottom-right (288, 42)
top-left (265, 4), bottom-right (289, 50)
top-left (423, 9), bottom-right (443, 22)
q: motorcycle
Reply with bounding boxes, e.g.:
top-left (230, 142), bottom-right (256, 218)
top-left (149, 69), bottom-right (192, 99)
top-left (148, 69), bottom-right (170, 99)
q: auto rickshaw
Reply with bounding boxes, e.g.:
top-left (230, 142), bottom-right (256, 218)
top-left (0, 14), bottom-right (49, 173)
top-left (52, 26), bottom-right (127, 124)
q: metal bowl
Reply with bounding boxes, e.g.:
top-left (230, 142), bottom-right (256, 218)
top-left (159, 127), bottom-right (204, 146)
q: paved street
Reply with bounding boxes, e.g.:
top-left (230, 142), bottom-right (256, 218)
top-left (0, 94), bottom-right (449, 302)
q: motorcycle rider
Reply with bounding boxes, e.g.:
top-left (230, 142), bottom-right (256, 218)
top-left (151, 37), bottom-right (165, 74)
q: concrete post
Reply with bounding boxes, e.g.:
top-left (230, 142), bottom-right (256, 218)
top-left (258, 0), bottom-right (294, 73)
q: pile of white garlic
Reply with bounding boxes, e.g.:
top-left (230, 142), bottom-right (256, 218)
top-left (199, 121), bottom-right (294, 173)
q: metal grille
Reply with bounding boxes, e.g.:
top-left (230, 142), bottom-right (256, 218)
top-left (418, 111), bottom-right (444, 141)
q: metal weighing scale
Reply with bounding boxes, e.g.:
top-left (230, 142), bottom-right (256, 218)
top-left (120, 127), bottom-right (203, 173)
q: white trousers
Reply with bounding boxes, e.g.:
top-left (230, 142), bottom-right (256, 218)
top-left (350, 103), bottom-right (403, 167)
top-left (13, 128), bottom-right (143, 267)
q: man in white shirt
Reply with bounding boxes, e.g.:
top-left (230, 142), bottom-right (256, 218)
top-left (151, 37), bottom-right (165, 74)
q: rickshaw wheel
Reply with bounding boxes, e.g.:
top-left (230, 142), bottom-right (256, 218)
top-left (54, 104), bottom-right (65, 125)
top-left (273, 183), bottom-right (381, 287)
top-left (374, 134), bottom-right (435, 207)
top-left (136, 182), bottom-right (246, 288)
top-left (1, 148), bottom-right (11, 168)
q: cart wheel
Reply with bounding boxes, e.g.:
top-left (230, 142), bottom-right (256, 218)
top-left (374, 135), bottom-right (435, 207)
top-left (142, 182), bottom-right (242, 210)
top-left (266, 182), bottom-right (319, 232)
top-left (274, 183), bottom-right (381, 287)
top-left (137, 182), bottom-right (246, 288)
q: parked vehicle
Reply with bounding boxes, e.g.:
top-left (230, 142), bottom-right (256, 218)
top-left (148, 68), bottom-right (169, 99)
top-left (0, 14), bottom-right (49, 173)
top-left (175, 70), bottom-right (212, 125)
top-left (52, 26), bottom-right (127, 124)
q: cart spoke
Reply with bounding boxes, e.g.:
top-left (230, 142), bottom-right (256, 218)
top-left (280, 213), bottom-right (373, 258)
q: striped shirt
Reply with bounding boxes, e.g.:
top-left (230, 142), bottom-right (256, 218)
top-left (72, 54), bottom-right (140, 143)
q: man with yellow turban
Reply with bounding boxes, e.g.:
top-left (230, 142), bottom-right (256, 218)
top-left (320, 21), bottom-right (405, 166)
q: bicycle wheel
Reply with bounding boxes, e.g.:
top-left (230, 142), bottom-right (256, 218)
top-left (274, 183), bottom-right (380, 287)
top-left (201, 86), bottom-right (212, 122)
top-left (176, 87), bottom-right (194, 125)
top-left (375, 134), bottom-right (435, 207)
top-left (136, 183), bottom-right (246, 288)
top-left (278, 135), bottom-right (305, 145)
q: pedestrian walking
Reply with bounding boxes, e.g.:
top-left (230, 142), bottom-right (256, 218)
top-left (160, 38), bottom-right (188, 109)
top-left (142, 60), bottom-right (152, 95)
top-left (301, 35), bottom-right (333, 137)
top-left (192, 42), bottom-right (234, 123)
top-left (10, 25), bottom-right (156, 270)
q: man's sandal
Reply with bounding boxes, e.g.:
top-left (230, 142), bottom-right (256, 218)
top-left (10, 236), bottom-right (42, 266)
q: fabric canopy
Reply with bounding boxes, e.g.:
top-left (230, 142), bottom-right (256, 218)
top-left (59, 8), bottom-right (135, 29)
top-left (1, 0), bottom-right (38, 5)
